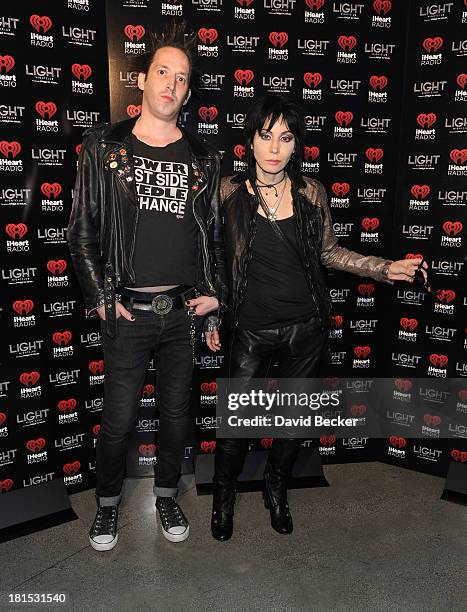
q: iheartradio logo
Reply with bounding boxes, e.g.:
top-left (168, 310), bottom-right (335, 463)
top-left (139, 443), bottom-right (157, 457)
top-left (198, 106), bottom-right (218, 122)
top-left (0, 55), bottom-right (15, 74)
top-left (47, 259), bottom-right (67, 275)
top-left (92, 424), bottom-right (101, 437)
top-left (373, 0), bottom-right (392, 15)
top-left (369, 75), bottom-right (388, 91)
top-left (319, 435), bottom-right (336, 446)
top-left (234, 69), bottom-right (254, 85)
top-left (338, 35), bottom-right (357, 52)
top-left (13, 300), bottom-right (34, 315)
top-left (52, 331), bottom-right (72, 346)
top-left (261, 438), bottom-right (273, 449)
top-left (449, 149), bottom-right (467, 165)
top-left (41, 183), bottom-right (62, 199)
top-left (269, 32), bottom-right (288, 48)
top-left (389, 436), bottom-right (406, 449)
top-left (436, 289), bottom-right (456, 304)
top-left (366, 147), bottom-right (383, 163)
top-left (237, 0), bottom-right (255, 5)
top-left (20, 371), bottom-right (40, 387)
top-left (458, 389), bottom-right (467, 402)
top-left (400, 317), bottom-right (418, 332)
top-left (71, 64), bottom-right (92, 81)
top-left (429, 354), bottom-right (448, 368)
top-left (304, 146), bottom-right (319, 161)
top-left (63, 461), bottom-right (81, 476)
top-left (142, 384), bottom-right (155, 397)
top-left (411, 185), bottom-right (430, 199)
top-left (0, 479), bottom-right (14, 493)
top-left (305, 0), bottom-right (325, 9)
top-left (5, 223), bottom-right (27, 239)
top-left (422, 37), bottom-right (443, 53)
top-left (233, 144), bottom-right (246, 159)
top-left (201, 382), bottom-right (217, 395)
top-left (201, 440), bottom-right (216, 453)
top-left (303, 73), bottom-right (322, 88)
top-left (0, 413), bottom-right (6, 426)
top-left (442, 221), bottom-right (462, 236)
top-left (451, 450), bottom-right (467, 463)
top-left (30, 14), bottom-right (52, 33)
top-left (457, 74), bottom-right (467, 90)
top-left (331, 315), bottom-right (343, 328)
top-left (198, 28), bottom-right (218, 44)
top-left (354, 345), bottom-right (371, 359)
top-left (26, 438), bottom-right (46, 453)
top-left (350, 404), bottom-right (366, 417)
top-left (35, 101), bottom-right (57, 119)
top-left (394, 378), bottom-right (412, 392)
top-left (332, 182), bottom-right (350, 197)
top-left (75, 144), bottom-right (82, 155)
top-left (57, 399), bottom-right (77, 413)
top-left (89, 360), bottom-right (104, 375)
top-left (124, 25), bottom-right (145, 42)
top-left (358, 283), bottom-right (375, 296)
top-left (423, 414), bottom-right (441, 427)
top-left (417, 113), bottom-right (436, 128)
top-left (335, 111), bottom-right (353, 126)
top-left (0, 141), bottom-right (21, 159)
top-left (361, 217), bottom-right (379, 231)
top-left (126, 105), bottom-right (141, 118)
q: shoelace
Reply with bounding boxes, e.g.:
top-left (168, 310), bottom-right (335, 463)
top-left (157, 498), bottom-right (185, 528)
top-left (92, 507), bottom-right (117, 534)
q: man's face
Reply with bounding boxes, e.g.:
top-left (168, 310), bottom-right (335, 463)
top-left (137, 46), bottom-right (190, 122)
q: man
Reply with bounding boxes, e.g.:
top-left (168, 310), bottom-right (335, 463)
top-left (67, 22), bottom-right (226, 551)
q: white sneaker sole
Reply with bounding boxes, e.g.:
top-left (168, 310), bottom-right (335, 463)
top-left (89, 534), bottom-right (118, 551)
top-left (160, 525), bottom-right (190, 543)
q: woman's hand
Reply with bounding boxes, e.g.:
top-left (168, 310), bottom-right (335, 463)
top-left (387, 257), bottom-right (429, 287)
top-left (186, 295), bottom-right (219, 316)
top-left (97, 302), bottom-right (135, 321)
top-left (205, 329), bottom-right (221, 352)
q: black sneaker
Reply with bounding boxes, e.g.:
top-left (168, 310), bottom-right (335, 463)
top-left (89, 505), bottom-right (119, 551)
top-left (155, 496), bottom-right (190, 542)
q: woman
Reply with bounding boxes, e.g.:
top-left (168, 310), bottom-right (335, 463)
top-left (205, 95), bottom-right (427, 541)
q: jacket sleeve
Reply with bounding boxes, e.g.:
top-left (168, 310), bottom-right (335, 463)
top-left (67, 132), bottom-right (105, 316)
top-left (316, 181), bottom-right (393, 284)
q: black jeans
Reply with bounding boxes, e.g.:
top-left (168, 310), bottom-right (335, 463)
top-left (214, 315), bottom-right (326, 486)
top-left (96, 306), bottom-right (200, 506)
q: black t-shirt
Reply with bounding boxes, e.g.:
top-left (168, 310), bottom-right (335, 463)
top-left (238, 212), bottom-right (317, 330)
top-left (131, 134), bottom-right (197, 287)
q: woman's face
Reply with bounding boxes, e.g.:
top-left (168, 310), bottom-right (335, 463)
top-left (252, 116), bottom-right (295, 176)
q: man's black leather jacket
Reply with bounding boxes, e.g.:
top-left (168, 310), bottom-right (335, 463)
top-left (67, 118), bottom-right (227, 336)
top-left (221, 173), bottom-right (392, 331)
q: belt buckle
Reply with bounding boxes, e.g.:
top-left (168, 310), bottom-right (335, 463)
top-left (151, 294), bottom-right (173, 315)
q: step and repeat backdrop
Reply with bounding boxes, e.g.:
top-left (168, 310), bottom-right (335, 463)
top-left (0, 0), bottom-right (465, 500)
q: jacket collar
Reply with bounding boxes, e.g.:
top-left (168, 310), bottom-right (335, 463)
top-left (100, 117), bottom-right (217, 159)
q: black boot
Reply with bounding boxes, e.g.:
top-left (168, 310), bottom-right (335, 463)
top-left (263, 465), bottom-right (293, 534)
top-left (211, 483), bottom-right (236, 541)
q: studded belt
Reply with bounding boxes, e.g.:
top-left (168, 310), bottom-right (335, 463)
top-left (120, 287), bottom-right (198, 315)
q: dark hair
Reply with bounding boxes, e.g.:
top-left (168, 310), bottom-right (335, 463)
top-left (244, 95), bottom-right (306, 187)
top-left (130, 20), bottom-right (197, 81)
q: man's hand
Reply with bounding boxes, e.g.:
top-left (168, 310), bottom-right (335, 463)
top-left (96, 302), bottom-right (135, 321)
top-left (186, 295), bottom-right (219, 316)
top-left (388, 257), bottom-right (429, 287)
top-left (205, 329), bottom-right (221, 352)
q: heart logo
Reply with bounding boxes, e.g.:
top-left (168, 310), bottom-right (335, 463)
top-left (338, 35), bottom-right (357, 51)
top-left (422, 37), bottom-right (443, 53)
top-left (369, 75), bottom-right (388, 91)
top-left (126, 104), bottom-right (141, 118)
top-left (423, 414), bottom-right (441, 427)
top-left (366, 147), bottom-right (383, 162)
top-left (303, 72), bottom-right (322, 88)
top-left (389, 436), bottom-right (406, 449)
top-left (200, 440), bottom-right (216, 453)
top-left (0, 141), bottom-right (21, 159)
top-left (41, 182), bottom-right (62, 199)
top-left (5, 222), bottom-right (27, 239)
top-left (142, 384), bottom-right (155, 397)
top-left (436, 289), bottom-right (455, 304)
top-left (410, 185), bottom-right (430, 199)
top-left (261, 438), bottom-right (273, 449)
top-left (331, 182), bottom-right (350, 197)
top-left (76, 144), bottom-right (82, 155)
top-left (304, 146), bottom-right (319, 160)
top-left (350, 404), bottom-right (366, 416)
top-left (457, 390), bottom-right (467, 402)
top-left (198, 106), bottom-right (218, 122)
top-left (198, 28), bottom-right (218, 44)
top-left (400, 317), bottom-right (418, 332)
top-left (234, 69), bottom-right (254, 86)
top-left (89, 360), bottom-right (104, 374)
top-left (26, 438), bottom-right (46, 453)
top-left (139, 443), bottom-right (157, 457)
top-left (305, 0), bottom-right (325, 9)
top-left (450, 450), bottom-right (467, 463)
top-left (449, 149), bottom-right (467, 165)
top-left (71, 63), bottom-right (92, 81)
top-left (354, 346), bottom-right (370, 359)
top-left (429, 354), bottom-right (448, 368)
top-left (405, 252), bottom-right (423, 261)
top-left (12, 300), bottom-right (34, 315)
top-left (123, 24), bottom-right (145, 41)
top-left (373, 0), bottom-right (392, 16)
top-left (19, 371), bottom-right (40, 387)
top-left (237, 0), bottom-right (255, 6)
top-left (35, 101), bottom-right (57, 119)
top-left (394, 378), bottom-right (412, 392)
top-left (57, 399), bottom-right (77, 413)
top-left (63, 461), bottom-right (81, 476)
top-left (0, 55), bottom-right (15, 73)
top-left (457, 74), bottom-right (467, 90)
top-left (233, 144), bottom-right (246, 159)
top-left (0, 413), bottom-right (6, 426)
top-left (30, 14), bottom-right (53, 33)
top-left (47, 259), bottom-right (67, 275)
top-left (417, 113), bottom-right (437, 128)
top-left (361, 217), bottom-right (379, 231)
top-left (331, 315), bottom-right (343, 328)
top-left (0, 479), bottom-right (13, 493)
top-left (269, 32), bottom-right (288, 48)
top-left (201, 382), bottom-right (217, 394)
top-left (92, 424), bottom-right (101, 437)
top-left (442, 221), bottom-right (462, 236)
top-left (52, 331), bottom-right (72, 346)
top-left (319, 435), bottom-right (336, 446)
top-left (358, 283), bottom-right (375, 296)
top-left (335, 111), bottom-right (353, 126)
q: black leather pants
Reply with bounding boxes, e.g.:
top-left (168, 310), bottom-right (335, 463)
top-left (214, 315), bottom-right (326, 486)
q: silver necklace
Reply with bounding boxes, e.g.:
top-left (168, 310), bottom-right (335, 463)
top-left (257, 177), bottom-right (288, 221)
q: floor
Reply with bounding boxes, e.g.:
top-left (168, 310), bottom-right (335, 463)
top-left (0, 462), bottom-right (465, 612)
